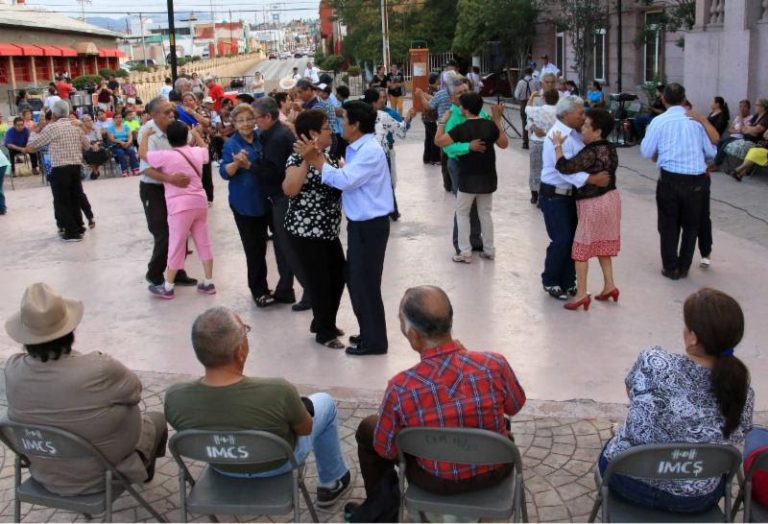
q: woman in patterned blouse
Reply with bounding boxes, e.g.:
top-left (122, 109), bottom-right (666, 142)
top-left (599, 288), bottom-right (754, 512)
top-left (283, 109), bottom-right (345, 349)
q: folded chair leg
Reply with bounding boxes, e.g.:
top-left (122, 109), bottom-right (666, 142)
top-left (299, 481), bottom-right (319, 523)
top-left (14, 457), bottom-right (21, 522)
top-left (587, 496), bottom-right (601, 523)
top-left (520, 480), bottom-right (529, 523)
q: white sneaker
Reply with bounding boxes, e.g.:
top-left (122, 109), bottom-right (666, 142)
top-left (700, 257), bottom-right (711, 269)
top-left (452, 253), bottom-right (472, 264)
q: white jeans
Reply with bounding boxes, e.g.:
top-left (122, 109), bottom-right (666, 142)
top-left (456, 192), bottom-right (494, 256)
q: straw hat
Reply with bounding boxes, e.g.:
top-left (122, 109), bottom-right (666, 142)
top-left (5, 283), bottom-right (84, 345)
top-left (279, 77), bottom-right (297, 91)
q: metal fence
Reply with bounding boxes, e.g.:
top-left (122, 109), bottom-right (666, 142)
top-left (399, 51), bottom-right (494, 81)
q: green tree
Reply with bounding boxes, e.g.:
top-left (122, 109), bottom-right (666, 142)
top-left (636, 0), bottom-right (695, 32)
top-left (546, 0), bottom-right (608, 93)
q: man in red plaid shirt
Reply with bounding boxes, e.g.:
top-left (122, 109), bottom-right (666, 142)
top-left (350, 285), bottom-right (526, 504)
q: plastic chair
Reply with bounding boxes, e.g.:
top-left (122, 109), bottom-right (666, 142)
top-left (588, 443), bottom-right (742, 523)
top-left (395, 427), bottom-right (528, 523)
top-left (169, 429), bottom-right (319, 523)
top-left (732, 447), bottom-right (768, 522)
top-left (0, 418), bottom-right (167, 523)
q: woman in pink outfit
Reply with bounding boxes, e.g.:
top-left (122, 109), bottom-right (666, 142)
top-left (138, 120), bottom-right (215, 299)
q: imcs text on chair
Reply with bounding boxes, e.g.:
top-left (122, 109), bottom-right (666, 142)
top-left (395, 426), bottom-right (528, 523)
top-left (0, 418), bottom-right (167, 523)
top-left (169, 429), bottom-right (319, 523)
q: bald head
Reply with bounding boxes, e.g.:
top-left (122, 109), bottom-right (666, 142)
top-left (401, 286), bottom-right (453, 340)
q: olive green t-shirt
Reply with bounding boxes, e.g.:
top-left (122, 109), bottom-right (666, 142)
top-left (164, 377), bottom-right (309, 472)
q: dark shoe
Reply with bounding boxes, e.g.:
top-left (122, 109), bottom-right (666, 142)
top-left (174, 273), bottom-right (198, 286)
top-left (148, 284), bottom-right (174, 300)
top-left (543, 285), bottom-right (568, 300)
top-left (530, 191), bottom-right (538, 204)
top-left (292, 299), bottom-right (311, 311)
top-left (88, 218), bottom-right (95, 229)
top-left (316, 470), bottom-right (351, 508)
top-left (273, 290), bottom-right (297, 304)
top-left (344, 502), bottom-right (361, 521)
top-left (348, 334), bottom-right (361, 345)
top-left (61, 234), bottom-right (83, 242)
top-left (661, 268), bottom-right (680, 280)
top-left (522, 143), bottom-right (530, 150)
top-left (254, 293), bottom-right (276, 308)
top-left (678, 268), bottom-right (689, 279)
top-left (0, 209), bottom-right (6, 215)
top-left (345, 344), bottom-right (387, 356)
top-left (566, 286), bottom-right (578, 297)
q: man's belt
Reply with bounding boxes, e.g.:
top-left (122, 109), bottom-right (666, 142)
top-left (540, 183), bottom-right (573, 197)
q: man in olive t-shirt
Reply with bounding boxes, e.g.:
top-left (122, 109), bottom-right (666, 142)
top-left (164, 306), bottom-right (351, 508)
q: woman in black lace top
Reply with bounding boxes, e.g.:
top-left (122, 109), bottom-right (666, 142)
top-left (551, 109), bottom-right (621, 311)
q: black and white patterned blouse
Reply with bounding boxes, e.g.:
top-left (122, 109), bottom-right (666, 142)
top-left (604, 346), bottom-right (754, 496)
top-left (284, 152), bottom-right (342, 240)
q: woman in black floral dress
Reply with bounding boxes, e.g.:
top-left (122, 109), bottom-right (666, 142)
top-left (551, 109), bottom-right (621, 311)
top-left (283, 109), bottom-right (346, 349)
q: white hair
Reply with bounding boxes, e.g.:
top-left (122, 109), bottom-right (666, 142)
top-left (555, 95), bottom-right (584, 119)
top-left (174, 77), bottom-right (191, 91)
top-left (51, 100), bottom-right (70, 119)
top-left (443, 70), bottom-right (465, 96)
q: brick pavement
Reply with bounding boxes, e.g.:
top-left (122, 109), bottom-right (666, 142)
top-left (1, 367), bottom-right (764, 523)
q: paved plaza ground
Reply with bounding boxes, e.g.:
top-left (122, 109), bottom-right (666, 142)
top-left (0, 103), bottom-right (767, 521)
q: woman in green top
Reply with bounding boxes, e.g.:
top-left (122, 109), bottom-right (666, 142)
top-left (106, 110), bottom-right (140, 176)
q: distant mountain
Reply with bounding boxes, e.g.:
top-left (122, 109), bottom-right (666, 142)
top-left (85, 12), bottom-right (214, 34)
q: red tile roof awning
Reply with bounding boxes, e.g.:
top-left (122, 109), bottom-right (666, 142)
top-left (33, 45), bottom-right (63, 56)
top-left (0, 43), bottom-right (19, 56)
top-left (98, 48), bottom-right (119, 58)
top-left (53, 46), bottom-right (78, 57)
top-left (14, 44), bottom-right (44, 56)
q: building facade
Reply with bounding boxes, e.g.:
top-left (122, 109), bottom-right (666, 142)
top-left (0, 4), bottom-right (121, 90)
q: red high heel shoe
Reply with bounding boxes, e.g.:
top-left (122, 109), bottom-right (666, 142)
top-left (595, 288), bottom-right (620, 302)
top-left (564, 295), bottom-right (591, 311)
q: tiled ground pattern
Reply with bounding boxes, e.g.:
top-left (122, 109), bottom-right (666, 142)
top-left (0, 369), bottom-right (764, 523)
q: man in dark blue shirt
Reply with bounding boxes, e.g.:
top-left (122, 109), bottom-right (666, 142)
top-left (4, 117), bottom-right (31, 176)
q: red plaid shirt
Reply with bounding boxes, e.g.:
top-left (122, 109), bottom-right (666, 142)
top-left (373, 340), bottom-right (526, 480)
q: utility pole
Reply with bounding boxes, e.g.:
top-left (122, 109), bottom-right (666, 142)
top-left (167, 0), bottom-right (178, 82)
top-left (616, 0), bottom-right (623, 92)
top-left (229, 8), bottom-right (233, 54)
top-left (380, 0), bottom-right (390, 72)
top-left (139, 13), bottom-right (148, 66)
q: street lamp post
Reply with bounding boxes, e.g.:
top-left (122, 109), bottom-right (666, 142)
top-left (617, 0), bottom-right (623, 93)
top-left (167, 0), bottom-right (178, 82)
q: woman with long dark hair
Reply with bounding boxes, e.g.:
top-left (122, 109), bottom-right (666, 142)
top-left (707, 96), bottom-right (730, 137)
top-left (598, 287), bottom-right (754, 513)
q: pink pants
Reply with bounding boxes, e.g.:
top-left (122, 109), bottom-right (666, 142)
top-left (167, 207), bottom-right (212, 270)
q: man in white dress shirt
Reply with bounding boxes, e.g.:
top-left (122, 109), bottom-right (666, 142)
top-left (539, 96), bottom-right (609, 299)
top-left (298, 101), bottom-right (393, 356)
top-left (640, 83), bottom-right (718, 280)
top-left (539, 54), bottom-right (560, 78)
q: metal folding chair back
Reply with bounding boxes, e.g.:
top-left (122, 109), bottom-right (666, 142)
top-left (588, 443), bottom-right (742, 523)
top-left (169, 429), bottom-right (318, 523)
top-left (735, 447), bottom-right (768, 522)
top-left (0, 418), bottom-right (166, 522)
top-left (395, 427), bottom-right (528, 522)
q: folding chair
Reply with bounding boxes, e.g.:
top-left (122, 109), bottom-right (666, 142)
top-left (0, 418), bottom-right (167, 523)
top-left (588, 443), bottom-right (742, 523)
top-left (395, 427), bottom-right (528, 523)
top-left (732, 447), bottom-right (768, 522)
top-left (169, 429), bottom-right (319, 523)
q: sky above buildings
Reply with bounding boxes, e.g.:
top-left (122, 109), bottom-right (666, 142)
top-left (22, 0), bottom-right (318, 21)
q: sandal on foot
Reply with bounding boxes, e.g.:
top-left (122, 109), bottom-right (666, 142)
top-left (729, 170), bottom-right (744, 182)
top-left (255, 293), bottom-right (276, 308)
top-left (320, 338), bottom-right (345, 350)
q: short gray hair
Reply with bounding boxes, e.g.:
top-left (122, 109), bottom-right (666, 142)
top-left (147, 96), bottom-right (168, 114)
top-left (401, 286), bottom-right (453, 340)
top-left (253, 96), bottom-right (279, 119)
top-left (51, 100), bottom-right (70, 119)
top-left (556, 95), bottom-right (584, 119)
top-left (175, 77), bottom-right (191, 91)
top-left (230, 103), bottom-right (256, 122)
top-left (443, 71), bottom-right (465, 96)
top-left (191, 307), bottom-right (245, 368)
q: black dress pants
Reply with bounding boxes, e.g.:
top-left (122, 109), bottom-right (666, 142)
top-left (50, 165), bottom-right (84, 237)
top-left (347, 216), bottom-right (389, 352)
top-left (656, 172), bottom-right (706, 273)
top-left (290, 234), bottom-right (345, 342)
top-left (440, 150), bottom-right (452, 191)
top-left (423, 121), bottom-right (441, 163)
top-left (698, 175), bottom-right (712, 258)
top-left (140, 182), bottom-right (170, 284)
top-left (519, 100), bottom-right (529, 147)
top-left (231, 208), bottom-right (270, 299)
top-left (270, 194), bottom-right (311, 302)
top-left (202, 161), bottom-right (214, 203)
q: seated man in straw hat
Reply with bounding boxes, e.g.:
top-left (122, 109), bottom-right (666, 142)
top-left (3, 283), bottom-right (168, 496)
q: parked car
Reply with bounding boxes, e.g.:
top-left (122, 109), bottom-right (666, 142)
top-left (268, 53), bottom-right (277, 60)
top-left (293, 52), bottom-right (304, 58)
top-left (279, 52), bottom-right (290, 60)
top-left (479, 68), bottom-right (519, 98)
